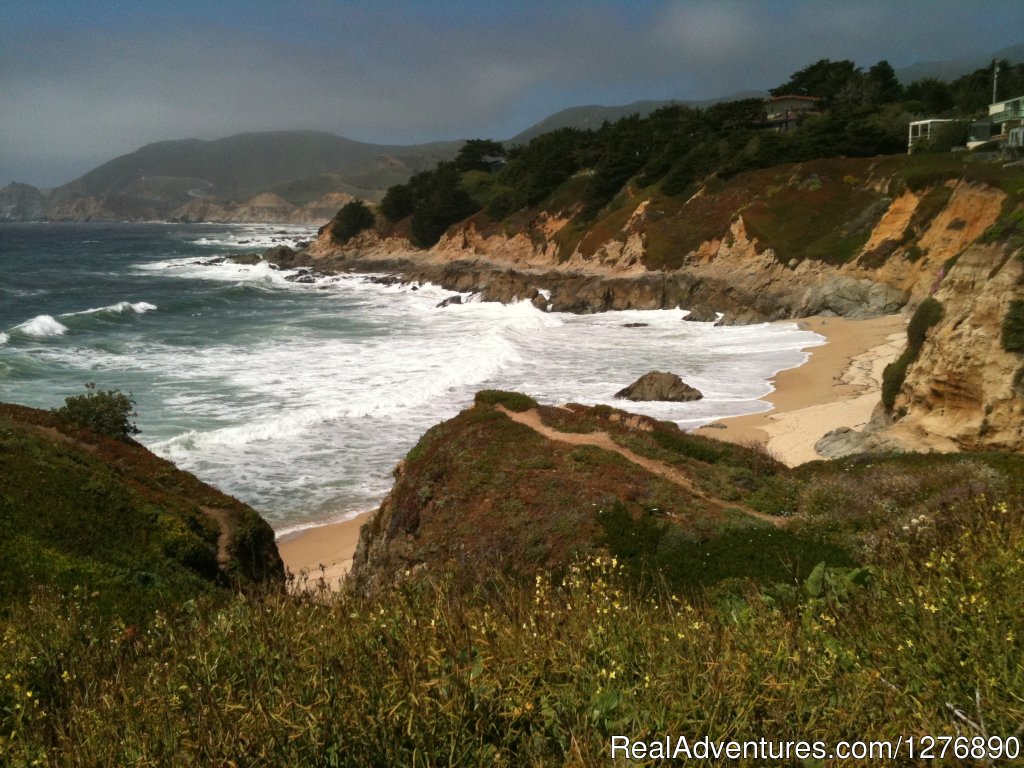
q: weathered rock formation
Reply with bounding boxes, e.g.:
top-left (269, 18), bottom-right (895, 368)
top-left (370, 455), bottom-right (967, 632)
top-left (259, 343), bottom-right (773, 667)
top-left (295, 156), bottom-right (1023, 452)
top-left (0, 182), bottom-right (46, 221)
top-left (614, 371), bottom-right (703, 402)
top-left (889, 242), bottom-right (1024, 451)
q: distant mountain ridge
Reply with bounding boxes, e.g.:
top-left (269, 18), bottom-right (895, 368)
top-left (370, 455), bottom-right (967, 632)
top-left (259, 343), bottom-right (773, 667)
top-left (24, 130), bottom-right (461, 223)
top-left (895, 41), bottom-right (1024, 84)
top-left (54, 130), bottom-right (459, 203)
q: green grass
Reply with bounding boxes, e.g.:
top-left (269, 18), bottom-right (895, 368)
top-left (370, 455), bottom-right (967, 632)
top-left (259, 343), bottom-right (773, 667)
top-left (3, 393), bottom-right (1024, 764)
top-left (0, 404), bottom-right (281, 621)
top-left (597, 501), bottom-right (856, 590)
top-left (2, 490), bottom-right (1022, 765)
top-left (473, 389), bottom-right (538, 412)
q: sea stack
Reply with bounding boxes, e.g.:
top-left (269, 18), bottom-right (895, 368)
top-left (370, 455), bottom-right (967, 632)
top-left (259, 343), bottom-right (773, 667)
top-left (614, 371), bottom-right (703, 402)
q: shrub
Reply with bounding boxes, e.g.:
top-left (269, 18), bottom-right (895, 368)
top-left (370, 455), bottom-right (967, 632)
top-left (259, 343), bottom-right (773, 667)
top-left (881, 355), bottom-right (911, 411)
top-left (1013, 365), bottom-right (1024, 397)
top-left (54, 384), bottom-right (140, 440)
top-left (882, 298), bottom-right (943, 411)
top-left (329, 200), bottom-right (375, 243)
top-left (1002, 300), bottom-right (1024, 353)
top-left (979, 207), bottom-right (1024, 248)
top-left (907, 296), bottom-right (943, 348)
top-left (474, 390), bottom-right (538, 412)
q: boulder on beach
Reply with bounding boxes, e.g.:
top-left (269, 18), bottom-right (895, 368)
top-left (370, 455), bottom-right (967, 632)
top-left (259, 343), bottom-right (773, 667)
top-left (436, 294), bottom-right (463, 308)
top-left (262, 244), bottom-right (297, 266)
top-left (614, 371), bottom-right (703, 402)
top-left (682, 306), bottom-right (718, 322)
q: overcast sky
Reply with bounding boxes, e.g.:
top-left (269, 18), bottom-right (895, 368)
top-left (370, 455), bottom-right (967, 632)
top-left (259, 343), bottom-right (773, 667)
top-left (3, 0), bottom-right (1023, 187)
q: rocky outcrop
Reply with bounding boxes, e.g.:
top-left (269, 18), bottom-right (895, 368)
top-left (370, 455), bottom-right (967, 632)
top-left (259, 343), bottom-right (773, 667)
top-left (293, 158), bottom-right (1022, 451)
top-left (683, 306), bottom-right (718, 322)
top-left (0, 182), bottom-right (46, 221)
top-left (615, 371), bottom-right (703, 402)
top-left (795, 275), bottom-right (907, 318)
top-left (170, 192), bottom-right (341, 224)
top-left (889, 242), bottom-right (1024, 451)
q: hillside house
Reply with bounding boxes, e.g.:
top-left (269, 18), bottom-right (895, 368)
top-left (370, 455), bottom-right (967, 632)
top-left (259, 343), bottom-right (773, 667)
top-left (965, 94), bottom-right (1024, 151)
top-left (1010, 125), bottom-right (1024, 149)
top-left (762, 95), bottom-right (821, 133)
top-left (907, 119), bottom-right (963, 153)
top-left (989, 94), bottom-right (1024, 141)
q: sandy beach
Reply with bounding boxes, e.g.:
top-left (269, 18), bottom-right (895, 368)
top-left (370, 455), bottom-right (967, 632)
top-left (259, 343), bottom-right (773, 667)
top-left (277, 511), bottom-right (372, 592)
top-left (278, 313), bottom-right (907, 583)
top-left (695, 314), bottom-right (906, 465)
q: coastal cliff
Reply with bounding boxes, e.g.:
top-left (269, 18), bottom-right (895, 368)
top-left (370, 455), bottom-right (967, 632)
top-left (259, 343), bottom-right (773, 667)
top-left (305, 156), bottom-right (1013, 321)
top-left (298, 154), bottom-right (1023, 454)
top-left (888, 238), bottom-right (1024, 451)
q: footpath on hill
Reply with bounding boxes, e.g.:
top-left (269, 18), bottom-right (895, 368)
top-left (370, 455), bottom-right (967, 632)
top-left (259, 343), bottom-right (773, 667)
top-left (496, 405), bottom-right (784, 527)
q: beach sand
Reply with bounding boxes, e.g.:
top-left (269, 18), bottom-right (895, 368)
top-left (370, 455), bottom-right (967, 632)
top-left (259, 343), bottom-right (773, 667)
top-left (278, 313), bottom-right (907, 583)
top-left (277, 511), bottom-right (372, 592)
top-left (694, 314), bottom-right (906, 465)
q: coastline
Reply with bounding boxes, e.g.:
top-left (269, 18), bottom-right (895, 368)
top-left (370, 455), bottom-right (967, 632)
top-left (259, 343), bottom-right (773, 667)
top-left (277, 313), bottom-right (907, 582)
top-left (694, 314), bottom-right (906, 465)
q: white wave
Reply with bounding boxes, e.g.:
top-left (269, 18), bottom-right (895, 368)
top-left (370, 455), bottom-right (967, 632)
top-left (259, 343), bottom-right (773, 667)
top-left (154, 325), bottom-right (523, 454)
top-left (135, 256), bottom-right (297, 286)
top-left (187, 225), bottom-right (317, 252)
top-left (0, 332), bottom-right (8, 345)
top-left (13, 314), bottom-right (68, 337)
top-left (274, 508), bottom-right (371, 540)
top-left (64, 301), bottom-right (158, 317)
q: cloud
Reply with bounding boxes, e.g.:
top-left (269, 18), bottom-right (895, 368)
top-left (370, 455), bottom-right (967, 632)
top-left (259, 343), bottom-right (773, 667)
top-left (2, 0), bottom-right (1023, 186)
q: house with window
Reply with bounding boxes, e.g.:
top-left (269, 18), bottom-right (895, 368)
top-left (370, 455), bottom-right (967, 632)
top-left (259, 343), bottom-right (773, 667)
top-left (907, 119), bottom-right (966, 153)
top-left (762, 95), bottom-right (821, 133)
top-left (989, 95), bottom-right (1024, 142)
top-left (1009, 125), bottom-right (1024, 149)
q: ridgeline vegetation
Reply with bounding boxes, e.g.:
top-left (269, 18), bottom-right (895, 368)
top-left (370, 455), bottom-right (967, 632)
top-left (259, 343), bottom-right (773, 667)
top-left (372, 58), bottom-right (1024, 247)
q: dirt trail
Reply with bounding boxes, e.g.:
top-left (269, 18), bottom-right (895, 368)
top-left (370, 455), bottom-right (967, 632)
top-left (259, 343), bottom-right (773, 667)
top-left (497, 406), bottom-right (785, 527)
top-left (201, 506), bottom-right (233, 568)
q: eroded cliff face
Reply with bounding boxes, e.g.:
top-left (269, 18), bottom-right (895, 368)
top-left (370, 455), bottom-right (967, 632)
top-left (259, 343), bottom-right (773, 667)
top-left (307, 170), bottom-right (1005, 324)
top-left (892, 243), bottom-right (1024, 451)
top-left (305, 158), bottom-right (1022, 453)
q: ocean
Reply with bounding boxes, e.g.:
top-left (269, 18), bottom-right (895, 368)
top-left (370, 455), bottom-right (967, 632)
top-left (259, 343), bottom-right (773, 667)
top-left (0, 222), bottom-right (824, 533)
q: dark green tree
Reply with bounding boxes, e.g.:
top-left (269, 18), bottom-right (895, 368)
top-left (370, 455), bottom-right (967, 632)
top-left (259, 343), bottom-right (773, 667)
top-left (55, 383), bottom-right (140, 440)
top-left (380, 183), bottom-right (416, 222)
top-left (904, 78), bottom-right (955, 114)
top-left (454, 139), bottom-right (506, 172)
top-left (409, 162), bottom-right (480, 247)
top-left (867, 60), bottom-right (903, 104)
top-left (330, 200), bottom-right (375, 243)
top-left (770, 59), bottom-right (863, 102)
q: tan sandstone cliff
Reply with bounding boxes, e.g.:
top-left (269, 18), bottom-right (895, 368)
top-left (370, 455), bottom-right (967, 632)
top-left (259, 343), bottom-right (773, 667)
top-left (302, 156), bottom-right (1023, 453)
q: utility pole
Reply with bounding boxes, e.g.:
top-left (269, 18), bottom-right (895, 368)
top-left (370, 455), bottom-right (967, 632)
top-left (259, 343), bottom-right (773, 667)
top-left (993, 60), bottom-right (1000, 104)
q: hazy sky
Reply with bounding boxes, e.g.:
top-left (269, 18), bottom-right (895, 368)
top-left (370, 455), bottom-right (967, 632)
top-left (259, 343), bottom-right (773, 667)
top-left (3, 0), bottom-right (1023, 187)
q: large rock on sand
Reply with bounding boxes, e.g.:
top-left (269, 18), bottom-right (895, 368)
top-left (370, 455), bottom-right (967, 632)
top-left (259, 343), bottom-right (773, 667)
top-left (614, 371), bottom-right (703, 402)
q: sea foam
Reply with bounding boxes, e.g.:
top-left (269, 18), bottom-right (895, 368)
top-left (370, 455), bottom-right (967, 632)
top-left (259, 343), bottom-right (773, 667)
top-left (0, 332), bottom-right (8, 346)
top-left (14, 314), bottom-right (69, 337)
top-left (66, 301), bottom-right (157, 316)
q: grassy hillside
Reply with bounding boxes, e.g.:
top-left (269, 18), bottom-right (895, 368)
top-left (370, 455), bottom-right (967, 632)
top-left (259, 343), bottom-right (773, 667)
top-left (0, 403), bottom-right (282, 621)
top-left (2, 395), bottom-right (1022, 764)
top-left (51, 131), bottom-right (460, 209)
